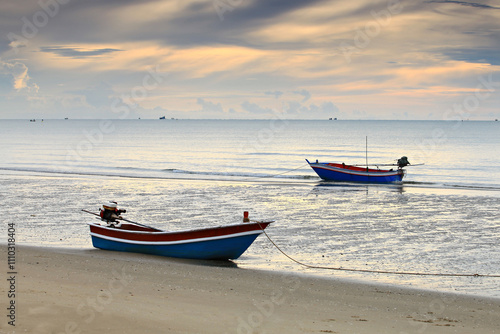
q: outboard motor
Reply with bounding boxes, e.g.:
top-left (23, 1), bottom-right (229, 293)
top-left (397, 156), bottom-right (410, 168)
top-left (99, 201), bottom-right (126, 222)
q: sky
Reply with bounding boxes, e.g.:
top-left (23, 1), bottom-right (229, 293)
top-left (0, 0), bottom-right (499, 120)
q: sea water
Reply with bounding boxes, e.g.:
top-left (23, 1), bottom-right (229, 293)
top-left (1, 119), bottom-right (499, 297)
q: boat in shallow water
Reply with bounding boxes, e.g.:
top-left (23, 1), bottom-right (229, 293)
top-left (306, 157), bottom-right (409, 183)
top-left (87, 217), bottom-right (273, 260)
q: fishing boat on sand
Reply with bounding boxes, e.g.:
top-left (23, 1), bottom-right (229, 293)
top-left (83, 206), bottom-right (272, 260)
top-left (306, 156), bottom-right (411, 183)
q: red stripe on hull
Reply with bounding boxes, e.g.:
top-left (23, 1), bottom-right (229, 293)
top-left (326, 163), bottom-right (397, 174)
top-left (89, 222), bottom-right (271, 243)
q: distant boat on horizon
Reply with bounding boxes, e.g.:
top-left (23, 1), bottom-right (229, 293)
top-left (159, 116), bottom-right (166, 120)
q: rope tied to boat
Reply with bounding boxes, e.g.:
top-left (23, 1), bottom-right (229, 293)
top-left (254, 221), bottom-right (500, 278)
top-left (241, 163), bottom-right (310, 181)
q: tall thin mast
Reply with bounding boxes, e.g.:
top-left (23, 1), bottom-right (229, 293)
top-left (365, 136), bottom-right (368, 167)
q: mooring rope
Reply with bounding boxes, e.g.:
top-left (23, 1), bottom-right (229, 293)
top-left (255, 222), bottom-right (500, 278)
top-left (241, 163), bottom-right (310, 181)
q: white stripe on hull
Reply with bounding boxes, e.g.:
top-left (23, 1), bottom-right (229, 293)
top-left (90, 230), bottom-right (263, 246)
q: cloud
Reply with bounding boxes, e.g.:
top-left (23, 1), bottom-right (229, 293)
top-left (443, 48), bottom-right (500, 66)
top-left (320, 101), bottom-right (340, 114)
top-left (284, 100), bottom-right (339, 117)
top-left (352, 109), bottom-right (368, 118)
top-left (165, 0), bottom-right (328, 47)
top-left (265, 91), bottom-right (284, 99)
top-left (197, 98), bottom-right (223, 113)
top-left (71, 82), bottom-right (117, 109)
top-left (293, 89), bottom-right (311, 102)
top-left (2, 0), bottom-right (326, 51)
top-left (1, 0), bottom-right (500, 120)
top-left (0, 59), bottom-right (39, 93)
top-left (241, 101), bottom-right (274, 114)
top-left (39, 46), bottom-right (123, 59)
top-left (426, 1), bottom-right (500, 9)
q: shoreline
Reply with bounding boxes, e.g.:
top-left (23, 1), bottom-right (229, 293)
top-left (7, 243), bottom-right (500, 300)
top-left (2, 245), bottom-right (500, 333)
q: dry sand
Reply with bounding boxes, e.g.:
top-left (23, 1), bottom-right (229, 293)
top-left (1, 244), bottom-right (500, 334)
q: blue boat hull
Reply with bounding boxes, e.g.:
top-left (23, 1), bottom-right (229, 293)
top-left (91, 233), bottom-right (261, 260)
top-left (311, 167), bottom-right (403, 183)
top-left (307, 160), bottom-right (405, 183)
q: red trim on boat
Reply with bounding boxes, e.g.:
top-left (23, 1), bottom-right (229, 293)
top-left (89, 222), bottom-right (272, 243)
top-left (326, 163), bottom-right (396, 173)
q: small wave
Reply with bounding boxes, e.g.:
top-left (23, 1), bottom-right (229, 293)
top-left (0, 166), bottom-right (317, 181)
top-left (402, 181), bottom-right (436, 185)
top-left (245, 152), bottom-right (289, 156)
top-left (163, 168), bottom-right (267, 177)
top-left (162, 168), bottom-right (316, 180)
top-left (0, 167), bottom-right (129, 178)
top-left (444, 183), bottom-right (500, 191)
top-left (2, 166), bottom-right (498, 190)
top-left (276, 174), bottom-right (319, 180)
top-left (403, 180), bottom-right (500, 192)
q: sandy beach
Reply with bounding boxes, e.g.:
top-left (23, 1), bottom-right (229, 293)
top-left (2, 244), bottom-right (500, 334)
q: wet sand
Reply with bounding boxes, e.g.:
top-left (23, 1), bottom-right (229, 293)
top-left (2, 244), bottom-right (500, 333)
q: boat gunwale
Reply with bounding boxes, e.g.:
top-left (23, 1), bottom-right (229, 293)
top-left (89, 229), bottom-right (265, 245)
top-left (324, 162), bottom-right (398, 173)
top-left (310, 164), bottom-right (403, 177)
top-left (87, 221), bottom-right (273, 236)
